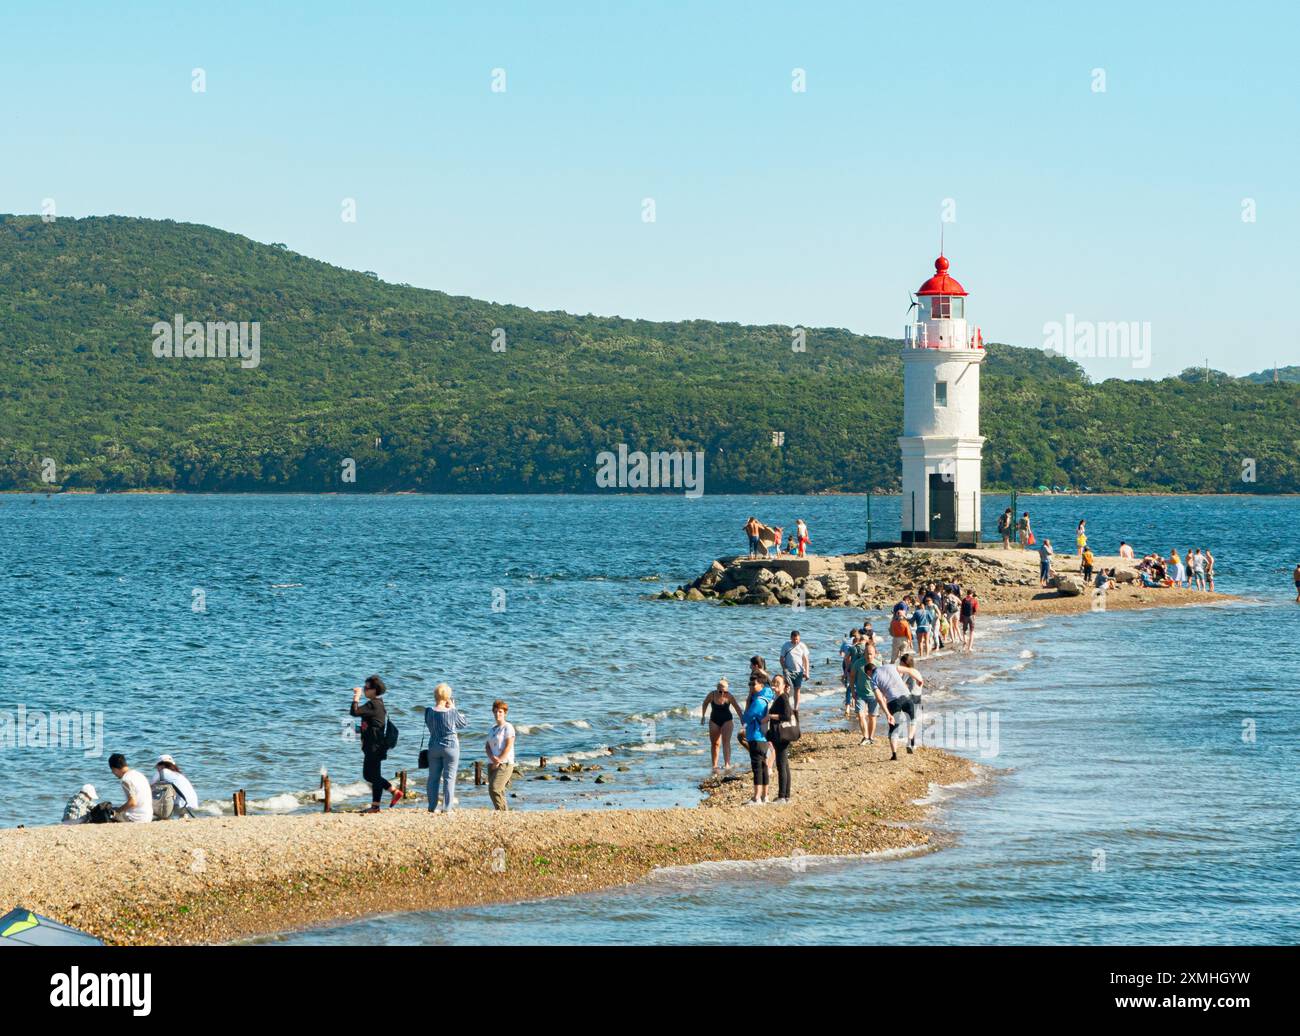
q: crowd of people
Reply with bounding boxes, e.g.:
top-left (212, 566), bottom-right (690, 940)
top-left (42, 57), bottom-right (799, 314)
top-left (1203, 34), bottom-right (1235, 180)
top-left (1029, 517), bottom-right (1218, 594)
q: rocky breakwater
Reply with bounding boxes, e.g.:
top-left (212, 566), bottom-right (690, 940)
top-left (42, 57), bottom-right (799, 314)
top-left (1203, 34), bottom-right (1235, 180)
top-left (654, 547), bottom-right (1176, 617)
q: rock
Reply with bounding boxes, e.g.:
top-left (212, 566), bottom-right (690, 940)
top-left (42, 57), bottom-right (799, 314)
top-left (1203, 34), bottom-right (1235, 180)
top-left (698, 571), bottom-right (721, 590)
top-left (755, 590), bottom-right (779, 606)
top-left (685, 587), bottom-right (706, 601)
top-left (594, 775), bottom-right (607, 784)
top-left (845, 571), bottom-right (869, 594)
top-left (617, 765), bottom-right (630, 772)
top-left (1113, 568), bottom-right (1139, 584)
top-left (773, 570), bottom-right (795, 589)
top-left (672, 589), bottom-right (686, 600)
top-left (1052, 573), bottom-right (1084, 596)
top-left (709, 560), bottom-right (726, 575)
top-left (721, 586), bottom-right (747, 602)
top-left (822, 572), bottom-right (849, 599)
top-left (802, 578), bottom-right (826, 600)
top-left (775, 587), bottom-right (796, 605)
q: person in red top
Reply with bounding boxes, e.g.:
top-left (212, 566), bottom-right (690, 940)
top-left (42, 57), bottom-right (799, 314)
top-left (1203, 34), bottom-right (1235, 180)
top-left (959, 591), bottom-right (978, 651)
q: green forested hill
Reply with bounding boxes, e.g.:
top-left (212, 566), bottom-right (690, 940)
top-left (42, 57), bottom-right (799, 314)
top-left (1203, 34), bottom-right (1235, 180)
top-left (2, 215), bottom-right (1297, 493)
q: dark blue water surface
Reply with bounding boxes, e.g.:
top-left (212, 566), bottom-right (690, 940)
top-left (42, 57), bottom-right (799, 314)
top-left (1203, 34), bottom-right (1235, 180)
top-left (2, 493), bottom-right (1297, 943)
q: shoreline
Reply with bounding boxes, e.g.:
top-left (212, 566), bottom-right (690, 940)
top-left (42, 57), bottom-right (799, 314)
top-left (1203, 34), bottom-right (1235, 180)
top-left (0, 725), bottom-right (976, 946)
top-left (5, 489), bottom-right (1300, 498)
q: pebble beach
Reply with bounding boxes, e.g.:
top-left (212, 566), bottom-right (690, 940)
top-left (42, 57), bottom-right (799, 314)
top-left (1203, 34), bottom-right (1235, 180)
top-left (0, 725), bottom-right (974, 945)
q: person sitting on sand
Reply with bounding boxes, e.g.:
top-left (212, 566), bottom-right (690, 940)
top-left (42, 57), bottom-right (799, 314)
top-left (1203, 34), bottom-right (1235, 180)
top-left (740, 674), bottom-right (775, 805)
top-left (352, 676), bottom-right (401, 813)
top-left (1094, 568), bottom-right (1115, 592)
top-left (108, 753), bottom-right (152, 823)
top-left (152, 754), bottom-right (199, 818)
top-left (785, 535), bottom-right (796, 556)
top-left (425, 682), bottom-right (469, 814)
top-left (1119, 541), bottom-right (1134, 560)
top-left (701, 678), bottom-right (741, 772)
top-left (1038, 538), bottom-right (1054, 587)
top-left (61, 784), bottom-right (98, 825)
top-left (867, 660), bottom-right (925, 761)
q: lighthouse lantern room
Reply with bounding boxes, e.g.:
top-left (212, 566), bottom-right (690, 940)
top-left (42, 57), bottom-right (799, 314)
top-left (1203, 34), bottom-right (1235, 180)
top-left (898, 254), bottom-right (986, 546)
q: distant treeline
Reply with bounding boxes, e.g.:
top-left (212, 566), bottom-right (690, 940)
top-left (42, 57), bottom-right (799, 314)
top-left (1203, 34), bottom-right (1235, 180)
top-left (2, 215), bottom-right (1298, 494)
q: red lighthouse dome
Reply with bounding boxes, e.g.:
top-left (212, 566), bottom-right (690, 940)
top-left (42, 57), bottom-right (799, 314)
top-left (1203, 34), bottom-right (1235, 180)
top-left (916, 255), bottom-right (968, 297)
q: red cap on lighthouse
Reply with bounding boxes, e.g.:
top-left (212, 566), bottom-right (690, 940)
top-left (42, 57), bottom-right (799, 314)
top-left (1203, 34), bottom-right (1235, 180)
top-left (916, 255), bottom-right (968, 297)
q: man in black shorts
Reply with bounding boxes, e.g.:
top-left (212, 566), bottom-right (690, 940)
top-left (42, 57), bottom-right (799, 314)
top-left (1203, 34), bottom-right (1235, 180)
top-left (867, 660), bottom-right (925, 761)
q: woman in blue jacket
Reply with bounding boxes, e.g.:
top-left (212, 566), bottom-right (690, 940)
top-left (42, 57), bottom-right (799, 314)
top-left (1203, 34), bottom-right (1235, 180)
top-left (741, 673), bottom-right (775, 805)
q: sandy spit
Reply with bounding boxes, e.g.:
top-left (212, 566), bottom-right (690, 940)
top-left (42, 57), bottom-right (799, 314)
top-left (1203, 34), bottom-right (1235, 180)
top-left (0, 725), bottom-right (975, 945)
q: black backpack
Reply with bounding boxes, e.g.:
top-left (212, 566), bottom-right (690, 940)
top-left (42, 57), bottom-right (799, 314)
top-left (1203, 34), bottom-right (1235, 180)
top-left (384, 720), bottom-right (399, 750)
top-left (87, 802), bottom-right (116, 824)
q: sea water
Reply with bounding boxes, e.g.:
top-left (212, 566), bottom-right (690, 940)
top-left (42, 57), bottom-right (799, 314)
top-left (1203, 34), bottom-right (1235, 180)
top-left (2, 493), bottom-right (1297, 943)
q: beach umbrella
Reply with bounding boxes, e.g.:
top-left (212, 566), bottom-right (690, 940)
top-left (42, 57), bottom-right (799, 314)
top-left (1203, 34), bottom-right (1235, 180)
top-left (0, 907), bottom-right (102, 946)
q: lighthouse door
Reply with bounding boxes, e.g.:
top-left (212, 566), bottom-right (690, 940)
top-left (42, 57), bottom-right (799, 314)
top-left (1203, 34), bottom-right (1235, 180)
top-left (928, 473), bottom-right (956, 542)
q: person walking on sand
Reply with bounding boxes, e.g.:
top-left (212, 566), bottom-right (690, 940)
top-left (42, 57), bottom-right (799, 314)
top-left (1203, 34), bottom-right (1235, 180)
top-left (766, 675), bottom-right (797, 803)
top-left (795, 518), bottom-right (810, 557)
top-left (1016, 511), bottom-right (1032, 549)
top-left (743, 516), bottom-right (762, 558)
top-left (867, 660), bottom-right (925, 761)
top-left (997, 507), bottom-right (1014, 549)
top-left (779, 630), bottom-right (810, 710)
top-left (701, 678), bottom-right (741, 771)
top-left (741, 674), bottom-right (775, 805)
top-left (897, 652), bottom-right (924, 747)
top-left (352, 676), bottom-right (400, 813)
top-left (1076, 520), bottom-right (1088, 558)
top-left (913, 597), bottom-right (933, 658)
top-left (485, 700), bottom-right (516, 810)
top-left (959, 590), bottom-right (978, 651)
top-left (889, 607), bottom-right (912, 663)
top-left (840, 629), bottom-right (859, 717)
top-left (1038, 538), bottom-right (1054, 587)
top-left (851, 643), bottom-right (878, 745)
top-left (425, 682), bottom-right (469, 813)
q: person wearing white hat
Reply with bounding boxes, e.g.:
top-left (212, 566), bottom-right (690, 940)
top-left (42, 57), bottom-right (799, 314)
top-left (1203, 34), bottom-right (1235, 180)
top-left (61, 784), bottom-right (99, 824)
top-left (152, 754), bottom-right (199, 817)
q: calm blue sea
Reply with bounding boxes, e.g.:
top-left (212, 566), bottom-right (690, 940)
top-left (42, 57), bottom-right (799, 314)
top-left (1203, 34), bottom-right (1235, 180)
top-left (2, 493), bottom-right (1297, 944)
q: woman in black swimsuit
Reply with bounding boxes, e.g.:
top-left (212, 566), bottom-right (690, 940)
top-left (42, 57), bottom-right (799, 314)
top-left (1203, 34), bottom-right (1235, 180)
top-left (701, 678), bottom-right (741, 771)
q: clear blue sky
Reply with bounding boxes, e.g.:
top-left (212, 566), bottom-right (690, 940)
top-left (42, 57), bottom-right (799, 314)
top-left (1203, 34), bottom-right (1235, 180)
top-left (2, 0), bottom-right (1295, 379)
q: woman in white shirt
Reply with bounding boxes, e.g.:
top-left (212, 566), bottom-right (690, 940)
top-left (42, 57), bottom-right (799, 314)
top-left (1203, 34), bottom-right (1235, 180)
top-left (152, 754), bottom-right (199, 816)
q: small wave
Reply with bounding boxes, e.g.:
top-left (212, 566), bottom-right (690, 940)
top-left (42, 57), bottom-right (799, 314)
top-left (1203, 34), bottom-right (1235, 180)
top-left (270, 583), bottom-right (304, 589)
top-left (646, 844), bottom-right (932, 883)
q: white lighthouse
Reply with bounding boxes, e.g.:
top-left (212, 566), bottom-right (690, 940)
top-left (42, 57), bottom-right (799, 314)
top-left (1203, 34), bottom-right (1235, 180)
top-left (899, 254), bottom-right (986, 546)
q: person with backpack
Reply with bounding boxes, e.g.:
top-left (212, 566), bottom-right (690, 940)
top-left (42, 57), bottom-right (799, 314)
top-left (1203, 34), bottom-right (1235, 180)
top-left (766, 674), bottom-right (798, 803)
top-left (351, 675), bottom-right (402, 813)
top-left (151, 754), bottom-right (199, 818)
top-left (997, 507), bottom-right (1014, 549)
top-left (425, 682), bottom-right (469, 813)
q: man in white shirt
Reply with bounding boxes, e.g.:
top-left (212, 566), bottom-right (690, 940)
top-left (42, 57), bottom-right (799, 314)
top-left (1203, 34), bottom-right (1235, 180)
top-left (109, 753), bottom-right (152, 823)
top-left (780, 630), bottom-right (810, 710)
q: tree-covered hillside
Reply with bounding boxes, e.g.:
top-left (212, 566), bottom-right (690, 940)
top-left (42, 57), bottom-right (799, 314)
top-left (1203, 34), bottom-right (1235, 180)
top-left (2, 215), bottom-right (1297, 493)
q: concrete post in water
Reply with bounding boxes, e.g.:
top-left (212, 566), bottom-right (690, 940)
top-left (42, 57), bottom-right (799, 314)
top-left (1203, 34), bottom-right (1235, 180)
top-left (539, 755), bottom-right (547, 769)
top-left (232, 790), bottom-right (246, 816)
top-left (321, 773), bottom-right (331, 813)
top-left (398, 770), bottom-right (408, 797)
top-left (474, 761), bottom-right (484, 786)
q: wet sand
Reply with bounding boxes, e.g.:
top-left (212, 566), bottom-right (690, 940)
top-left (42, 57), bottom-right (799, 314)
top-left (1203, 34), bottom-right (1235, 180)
top-left (0, 724), bottom-right (975, 945)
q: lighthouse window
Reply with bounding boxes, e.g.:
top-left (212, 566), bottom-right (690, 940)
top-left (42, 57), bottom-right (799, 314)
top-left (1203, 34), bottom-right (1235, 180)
top-left (930, 296), bottom-right (951, 319)
top-left (935, 381), bottom-right (948, 406)
top-left (952, 297), bottom-right (964, 319)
